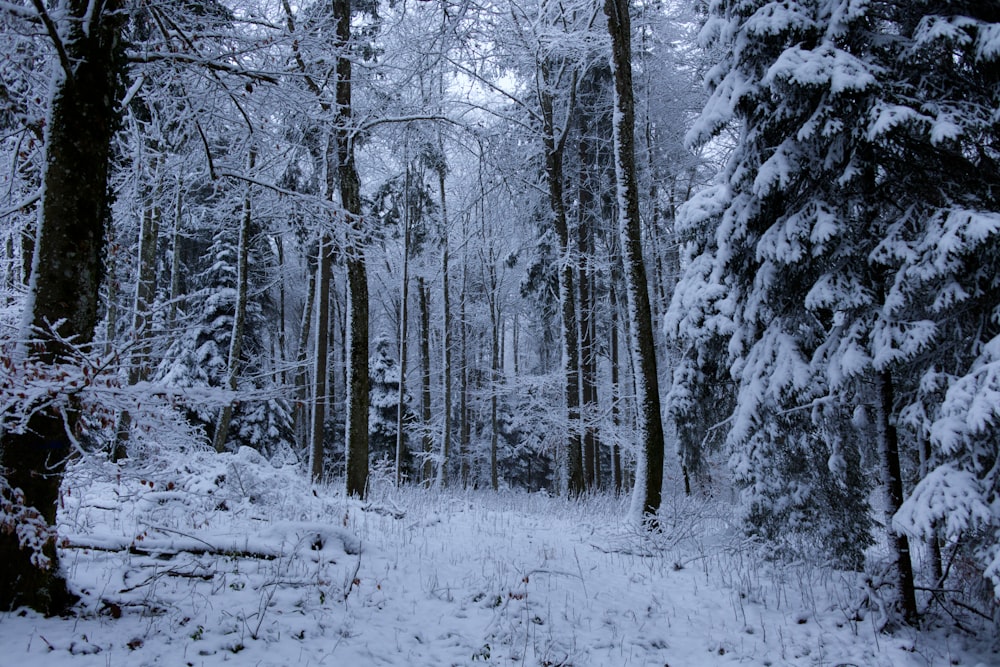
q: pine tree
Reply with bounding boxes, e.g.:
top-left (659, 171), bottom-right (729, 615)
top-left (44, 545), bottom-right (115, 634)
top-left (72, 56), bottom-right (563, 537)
top-left (669, 0), bottom-right (1000, 614)
top-left (368, 335), bottom-right (413, 478)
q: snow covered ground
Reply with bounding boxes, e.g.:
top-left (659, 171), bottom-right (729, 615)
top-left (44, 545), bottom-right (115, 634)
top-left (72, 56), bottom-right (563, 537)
top-left (1, 447), bottom-right (996, 666)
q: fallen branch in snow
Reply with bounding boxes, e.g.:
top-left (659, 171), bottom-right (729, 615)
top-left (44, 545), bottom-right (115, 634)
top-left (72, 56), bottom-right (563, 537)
top-left (361, 502), bottom-right (405, 519)
top-left (62, 535), bottom-right (281, 560)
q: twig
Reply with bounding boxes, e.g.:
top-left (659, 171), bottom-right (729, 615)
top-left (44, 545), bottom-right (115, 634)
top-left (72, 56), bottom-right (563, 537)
top-left (343, 553), bottom-right (361, 602)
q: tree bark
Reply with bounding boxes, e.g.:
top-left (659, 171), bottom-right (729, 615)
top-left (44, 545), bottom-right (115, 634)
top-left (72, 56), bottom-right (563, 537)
top-left (336, 0), bottom-right (369, 499)
top-left (309, 236), bottom-right (332, 481)
top-left (395, 167), bottom-right (412, 486)
top-left (604, 0), bottom-right (664, 524)
top-left (459, 258), bottom-right (471, 486)
top-left (539, 81), bottom-right (584, 496)
top-left (576, 127), bottom-right (600, 489)
top-left (438, 170), bottom-right (452, 488)
top-left (418, 277), bottom-right (433, 486)
top-left (875, 370), bottom-right (918, 624)
top-left (0, 0), bottom-right (123, 614)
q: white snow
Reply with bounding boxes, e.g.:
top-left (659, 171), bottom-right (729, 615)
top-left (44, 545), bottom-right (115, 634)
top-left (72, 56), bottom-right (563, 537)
top-left (2, 449), bottom-right (994, 666)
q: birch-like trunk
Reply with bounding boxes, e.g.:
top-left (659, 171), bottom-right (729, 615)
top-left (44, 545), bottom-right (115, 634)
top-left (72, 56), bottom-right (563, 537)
top-left (309, 236), bottom-right (332, 480)
top-left (113, 156), bottom-right (162, 461)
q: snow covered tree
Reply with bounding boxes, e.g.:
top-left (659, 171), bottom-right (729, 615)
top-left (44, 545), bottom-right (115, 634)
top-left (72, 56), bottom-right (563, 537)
top-left (368, 335), bottom-right (414, 478)
top-left (605, 0), bottom-right (665, 524)
top-left (0, 0), bottom-right (125, 613)
top-left (670, 0), bottom-right (999, 616)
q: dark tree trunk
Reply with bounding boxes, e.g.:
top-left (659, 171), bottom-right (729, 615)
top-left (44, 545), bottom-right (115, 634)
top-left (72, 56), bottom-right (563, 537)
top-left (334, 0), bottom-right (369, 499)
top-left (604, 0), bottom-right (664, 523)
top-left (540, 82), bottom-right (584, 496)
top-left (875, 371), bottom-right (918, 624)
top-left (418, 277), bottom-right (433, 486)
top-left (438, 169), bottom-right (452, 487)
top-left (0, 0), bottom-right (123, 614)
top-left (459, 261), bottom-right (471, 486)
top-left (395, 172), bottom-right (411, 487)
top-left (576, 129), bottom-right (599, 489)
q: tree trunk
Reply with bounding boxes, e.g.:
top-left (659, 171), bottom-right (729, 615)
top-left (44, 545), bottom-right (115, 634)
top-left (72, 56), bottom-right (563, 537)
top-left (113, 156), bottom-right (162, 461)
top-left (540, 83), bottom-right (584, 496)
top-left (459, 259), bottom-right (471, 486)
top-left (309, 236), bottom-right (332, 481)
top-left (418, 277), bottom-right (433, 486)
top-left (0, 0), bottom-right (123, 614)
top-left (605, 0), bottom-right (664, 524)
top-left (395, 167), bottom-right (412, 486)
top-left (168, 175), bottom-right (184, 329)
top-left (489, 275), bottom-right (500, 491)
top-left (875, 370), bottom-right (918, 624)
top-left (335, 0), bottom-right (369, 499)
top-left (275, 236), bottom-right (288, 386)
top-left (292, 262), bottom-right (316, 451)
top-left (438, 171), bottom-right (452, 488)
top-left (610, 284), bottom-right (623, 494)
top-left (576, 141), bottom-right (599, 489)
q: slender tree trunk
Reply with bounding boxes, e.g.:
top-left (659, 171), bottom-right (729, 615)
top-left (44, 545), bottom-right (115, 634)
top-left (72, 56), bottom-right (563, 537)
top-left (292, 262), bottom-right (316, 450)
top-left (605, 0), bottom-right (664, 524)
top-left (918, 434), bottom-right (943, 585)
top-left (0, 0), bottom-right (123, 614)
top-left (875, 370), bottom-right (919, 624)
top-left (214, 148), bottom-right (256, 453)
top-left (309, 236), bottom-right (332, 481)
top-left (104, 235), bottom-right (119, 356)
top-left (418, 277), bottom-right (433, 486)
top-left (132, 163), bottom-right (161, 377)
top-left (395, 169), bottom-right (412, 486)
top-left (438, 173), bottom-right (452, 488)
top-left (540, 85), bottom-right (584, 496)
top-left (576, 133), bottom-right (599, 488)
top-left (168, 175), bottom-right (184, 328)
top-left (489, 286), bottom-right (500, 491)
top-left (459, 259), bottom-right (471, 486)
top-left (275, 236), bottom-right (288, 386)
top-left (610, 285), bottom-right (623, 494)
top-left (113, 156), bottom-right (162, 461)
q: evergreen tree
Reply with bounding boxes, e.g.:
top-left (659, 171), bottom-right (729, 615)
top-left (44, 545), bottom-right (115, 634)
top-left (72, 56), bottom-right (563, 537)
top-left (368, 335), bottom-right (413, 478)
top-left (670, 0), bottom-right (999, 612)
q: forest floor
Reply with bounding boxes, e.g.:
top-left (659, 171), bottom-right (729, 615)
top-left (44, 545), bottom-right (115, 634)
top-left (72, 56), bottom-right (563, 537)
top-left (0, 446), bottom-right (996, 666)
